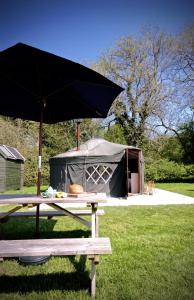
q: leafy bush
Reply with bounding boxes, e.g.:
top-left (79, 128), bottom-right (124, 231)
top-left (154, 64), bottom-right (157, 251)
top-left (145, 158), bottom-right (194, 182)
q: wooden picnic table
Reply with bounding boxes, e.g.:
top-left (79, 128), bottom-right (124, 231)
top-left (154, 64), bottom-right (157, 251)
top-left (0, 194), bottom-right (111, 296)
top-left (0, 194), bottom-right (107, 238)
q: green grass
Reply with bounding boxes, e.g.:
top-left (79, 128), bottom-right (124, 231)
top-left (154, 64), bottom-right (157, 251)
top-left (156, 183), bottom-right (194, 198)
top-left (0, 186), bottom-right (48, 195)
top-left (0, 205), bottom-right (194, 299)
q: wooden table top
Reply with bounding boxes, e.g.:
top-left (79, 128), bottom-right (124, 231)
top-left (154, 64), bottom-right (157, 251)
top-left (0, 194), bottom-right (107, 205)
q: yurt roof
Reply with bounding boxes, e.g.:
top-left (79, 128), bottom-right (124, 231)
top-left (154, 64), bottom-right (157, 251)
top-left (53, 138), bottom-right (139, 158)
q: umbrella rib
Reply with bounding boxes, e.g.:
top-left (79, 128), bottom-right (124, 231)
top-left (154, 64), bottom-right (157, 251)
top-left (46, 82), bottom-right (74, 98)
top-left (1, 73), bottom-right (40, 99)
top-left (46, 80), bottom-right (118, 99)
top-left (46, 81), bottom-right (113, 117)
top-left (45, 84), bottom-right (103, 117)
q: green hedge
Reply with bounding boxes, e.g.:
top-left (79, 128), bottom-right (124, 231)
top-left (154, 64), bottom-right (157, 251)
top-left (145, 159), bottom-right (194, 182)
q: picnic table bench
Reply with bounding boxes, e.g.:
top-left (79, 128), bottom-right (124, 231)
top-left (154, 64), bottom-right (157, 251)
top-left (0, 237), bottom-right (112, 297)
top-left (0, 195), bottom-right (111, 297)
top-left (0, 209), bottom-right (105, 237)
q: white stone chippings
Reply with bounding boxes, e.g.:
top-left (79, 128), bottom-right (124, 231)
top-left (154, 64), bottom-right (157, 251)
top-left (104, 189), bottom-right (194, 206)
top-left (32, 189), bottom-right (194, 210)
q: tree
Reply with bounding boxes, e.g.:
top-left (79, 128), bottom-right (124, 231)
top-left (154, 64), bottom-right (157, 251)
top-left (0, 116), bottom-right (104, 185)
top-left (104, 123), bottom-right (127, 145)
top-left (79, 119), bottom-right (103, 143)
top-left (143, 135), bottom-right (183, 163)
top-left (155, 22), bottom-right (194, 137)
top-left (155, 22), bottom-right (194, 162)
top-left (178, 119), bottom-right (194, 164)
top-left (43, 121), bottom-right (75, 158)
top-left (175, 22), bottom-right (194, 88)
top-left (94, 28), bottom-right (175, 147)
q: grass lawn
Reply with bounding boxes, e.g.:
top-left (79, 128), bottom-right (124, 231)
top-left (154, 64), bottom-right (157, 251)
top-left (0, 186), bottom-right (48, 195)
top-left (0, 205), bottom-right (194, 300)
top-left (156, 183), bottom-right (194, 198)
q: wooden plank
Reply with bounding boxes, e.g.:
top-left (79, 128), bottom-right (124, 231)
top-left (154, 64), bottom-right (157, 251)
top-left (0, 196), bottom-right (107, 205)
top-left (5, 160), bottom-right (22, 191)
top-left (0, 209), bottom-right (105, 218)
top-left (0, 205), bottom-right (23, 221)
top-left (67, 192), bottom-right (97, 198)
top-left (0, 237), bottom-right (112, 257)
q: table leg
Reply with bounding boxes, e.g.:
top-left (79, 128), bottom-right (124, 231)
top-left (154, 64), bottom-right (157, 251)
top-left (91, 203), bottom-right (97, 238)
top-left (35, 204), bottom-right (40, 238)
top-left (91, 258), bottom-right (96, 297)
top-left (95, 215), bottom-right (99, 237)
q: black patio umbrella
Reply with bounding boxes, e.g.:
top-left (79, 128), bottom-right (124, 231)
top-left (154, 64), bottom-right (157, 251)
top-left (0, 43), bottom-right (124, 196)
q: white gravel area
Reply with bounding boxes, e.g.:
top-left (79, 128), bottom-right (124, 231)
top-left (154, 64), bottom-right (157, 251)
top-left (38, 188), bottom-right (194, 210)
top-left (104, 188), bottom-right (194, 206)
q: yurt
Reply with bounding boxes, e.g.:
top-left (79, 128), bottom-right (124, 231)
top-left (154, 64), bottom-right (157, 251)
top-left (49, 138), bottom-right (144, 197)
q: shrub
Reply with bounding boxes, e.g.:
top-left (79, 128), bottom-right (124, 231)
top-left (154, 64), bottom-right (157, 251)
top-left (145, 159), bottom-right (194, 182)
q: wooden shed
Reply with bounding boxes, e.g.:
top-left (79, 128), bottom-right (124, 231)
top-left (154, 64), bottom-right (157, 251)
top-left (0, 145), bottom-right (25, 192)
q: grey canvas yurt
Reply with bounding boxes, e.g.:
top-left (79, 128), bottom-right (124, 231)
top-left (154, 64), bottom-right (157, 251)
top-left (0, 144), bottom-right (25, 192)
top-left (49, 138), bottom-right (144, 197)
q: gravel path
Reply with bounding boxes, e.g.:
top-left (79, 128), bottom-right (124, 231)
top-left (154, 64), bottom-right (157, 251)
top-left (102, 188), bottom-right (194, 206)
top-left (36, 188), bottom-right (194, 209)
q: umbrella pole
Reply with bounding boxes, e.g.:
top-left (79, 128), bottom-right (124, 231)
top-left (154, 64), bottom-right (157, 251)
top-left (37, 110), bottom-right (43, 196)
top-left (35, 109), bottom-right (43, 238)
top-left (76, 121), bottom-right (81, 151)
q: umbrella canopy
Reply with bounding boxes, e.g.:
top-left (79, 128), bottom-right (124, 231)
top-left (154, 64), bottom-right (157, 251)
top-left (0, 43), bottom-right (123, 123)
top-left (0, 43), bottom-right (123, 239)
top-left (0, 43), bottom-right (123, 196)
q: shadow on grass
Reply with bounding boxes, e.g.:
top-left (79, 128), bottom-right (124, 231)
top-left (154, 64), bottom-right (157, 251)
top-left (0, 270), bottom-right (90, 293)
top-left (0, 226), bottom-right (91, 294)
top-left (0, 218), bottom-right (57, 239)
top-left (41, 229), bottom-right (90, 238)
top-left (1, 217), bottom-right (91, 239)
top-left (39, 229), bottom-right (90, 273)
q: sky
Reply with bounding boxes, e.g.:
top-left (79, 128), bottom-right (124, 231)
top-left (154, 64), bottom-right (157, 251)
top-left (0, 0), bottom-right (194, 64)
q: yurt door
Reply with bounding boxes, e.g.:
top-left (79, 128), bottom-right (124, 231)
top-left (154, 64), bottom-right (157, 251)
top-left (125, 149), bottom-right (141, 195)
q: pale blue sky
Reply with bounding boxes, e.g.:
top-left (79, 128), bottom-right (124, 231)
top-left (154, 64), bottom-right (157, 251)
top-left (0, 0), bottom-right (193, 64)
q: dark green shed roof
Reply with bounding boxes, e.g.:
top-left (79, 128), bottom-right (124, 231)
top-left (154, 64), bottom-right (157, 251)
top-left (0, 145), bottom-right (25, 161)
